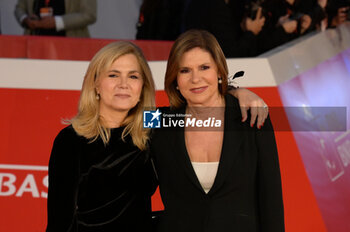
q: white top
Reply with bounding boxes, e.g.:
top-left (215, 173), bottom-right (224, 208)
top-left (191, 162), bottom-right (219, 194)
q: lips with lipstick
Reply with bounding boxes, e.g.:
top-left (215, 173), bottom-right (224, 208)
top-left (190, 86), bottom-right (208, 94)
top-left (115, 93), bottom-right (131, 99)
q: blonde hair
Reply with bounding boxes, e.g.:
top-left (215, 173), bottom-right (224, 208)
top-left (164, 29), bottom-right (228, 108)
top-left (71, 41), bottom-right (155, 150)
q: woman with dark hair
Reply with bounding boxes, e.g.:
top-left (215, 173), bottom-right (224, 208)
top-left (151, 30), bottom-right (285, 232)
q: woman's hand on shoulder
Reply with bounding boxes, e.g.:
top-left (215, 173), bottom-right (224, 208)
top-left (229, 88), bottom-right (269, 129)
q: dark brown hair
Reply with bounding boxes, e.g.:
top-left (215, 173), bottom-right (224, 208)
top-left (164, 29), bottom-right (228, 108)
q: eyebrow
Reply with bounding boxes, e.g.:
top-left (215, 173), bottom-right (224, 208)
top-left (179, 62), bottom-right (211, 68)
top-left (108, 70), bottom-right (141, 74)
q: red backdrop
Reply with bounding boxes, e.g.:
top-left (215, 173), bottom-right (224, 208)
top-left (2, 34), bottom-right (346, 232)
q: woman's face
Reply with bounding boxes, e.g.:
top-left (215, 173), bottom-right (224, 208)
top-left (177, 47), bottom-right (221, 107)
top-left (97, 53), bottom-right (143, 116)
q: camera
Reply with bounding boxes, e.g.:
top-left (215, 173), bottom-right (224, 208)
top-left (333, 0), bottom-right (350, 20)
top-left (289, 12), bottom-right (304, 21)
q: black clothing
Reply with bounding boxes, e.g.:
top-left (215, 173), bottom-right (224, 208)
top-left (185, 0), bottom-right (259, 57)
top-left (136, 0), bottom-right (182, 40)
top-left (151, 95), bottom-right (285, 232)
top-left (327, 0), bottom-right (350, 28)
top-left (258, 0), bottom-right (326, 54)
top-left (46, 125), bottom-right (157, 232)
top-left (258, 0), bottom-right (299, 54)
top-left (136, 0), bottom-right (259, 57)
top-left (33, 0), bottom-right (66, 36)
top-left (306, 0), bottom-right (327, 30)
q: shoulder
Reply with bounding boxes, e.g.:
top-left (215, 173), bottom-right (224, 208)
top-left (54, 125), bottom-right (80, 142)
top-left (51, 125), bottom-right (85, 154)
top-left (49, 125), bottom-right (83, 168)
top-left (225, 94), bottom-right (240, 106)
top-left (224, 94), bottom-right (242, 120)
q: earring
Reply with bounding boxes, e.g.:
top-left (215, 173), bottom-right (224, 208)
top-left (95, 87), bottom-right (100, 100)
top-left (218, 77), bottom-right (222, 84)
top-left (176, 86), bottom-right (179, 90)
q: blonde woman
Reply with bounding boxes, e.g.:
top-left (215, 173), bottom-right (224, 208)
top-left (46, 41), bottom-right (157, 231)
top-left (46, 40), bottom-right (268, 231)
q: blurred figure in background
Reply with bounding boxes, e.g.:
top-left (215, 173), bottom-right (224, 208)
top-left (136, 0), bottom-right (181, 40)
top-left (136, 0), bottom-right (348, 57)
top-left (136, 0), bottom-right (266, 57)
top-left (14, 0), bottom-right (97, 37)
top-left (184, 0), bottom-right (265, 57)
top-left (180, 0), bottom-right (266, 57)
top-left (257, 0), bottom-right (327, 54)
top-left (327, 0), bottom-right (350, 28)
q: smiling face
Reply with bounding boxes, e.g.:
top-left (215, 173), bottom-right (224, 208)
top-left (177, 47), bottom-right (222, 107)
top-left (96, 53), bottom-right (143, 119)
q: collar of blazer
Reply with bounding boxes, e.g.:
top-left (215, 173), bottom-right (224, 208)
top-left (172, 94), bottom-right (245, 195)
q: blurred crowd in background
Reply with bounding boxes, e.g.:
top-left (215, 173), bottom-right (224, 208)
top-left (136, 0), bottom-right (350, 57)
top-left (2, 0), bottom-right (350, 58)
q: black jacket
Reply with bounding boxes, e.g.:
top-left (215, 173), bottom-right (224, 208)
top-left (151, 95), bottom-right (285, 232)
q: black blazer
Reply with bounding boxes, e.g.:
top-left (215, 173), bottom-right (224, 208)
top-left (151, 95), bottom-right (284, 232)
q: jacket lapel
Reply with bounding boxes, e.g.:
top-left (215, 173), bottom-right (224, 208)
top-left (208, 95), bottom-right (244, 196)
top-left (170, 95), bottom-right (245, 195)
top-left (171, 109), bottom-right (205, 193)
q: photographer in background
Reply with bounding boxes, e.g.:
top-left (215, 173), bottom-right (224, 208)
top-left (327, 0), bottom-right (350, 28)
top-left (183, 0), bottom-right (265, 57)
top-left (135, 0), bottom-right (348, 57)
top-left (136, 0), bottom-right (265, 57)
top-left (14, 0), bottom-right (97, 37)
top-left (257, 0), bottom-right (327, 54)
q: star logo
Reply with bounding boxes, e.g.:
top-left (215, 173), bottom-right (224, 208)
top-left (150, 109), bottom-right (162, 122)
top-left (143, 109), bottom-right (162, 128)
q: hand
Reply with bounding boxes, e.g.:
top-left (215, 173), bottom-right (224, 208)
top-left (282, 19), bottom-right (297, 33)
top-left (244, 7), bottom-right (265, 35)
top-left (331, 7), bottom-right (349, 27)
top-left (37, 16), bottom-right (56, 29)
top-left (300, 14), bottom-right (312, 34)
top-left (320, 17), bottom-right (328, 31)
top-left (278, 14), bottom-right (290, 26)
top-left (22, 15), bottom-right (39, 30)
top-left (229, 88), bottom-right (269, 129)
